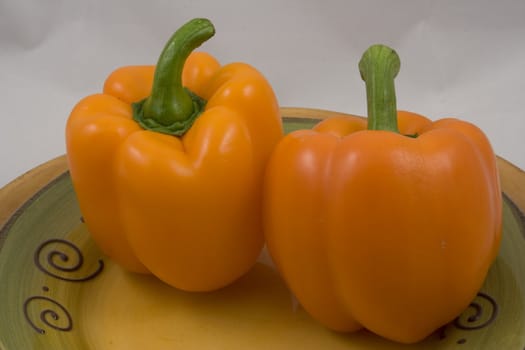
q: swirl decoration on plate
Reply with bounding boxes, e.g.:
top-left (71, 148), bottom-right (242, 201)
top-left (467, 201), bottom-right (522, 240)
top-left (24, 237), bottom-right (106, 334)
top-left (454, 292), bottom-right (498, 330)
top-left (34, 238), bottom-right (104, 282)
top-left (439, 292), bottom-right (499, 344)
top-left (23, 296), bottom-right (73, 334)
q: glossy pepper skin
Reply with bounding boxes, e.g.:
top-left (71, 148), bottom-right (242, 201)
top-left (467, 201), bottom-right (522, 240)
top-left (66, 18), bottom-right (283, 291)
top-left (263, 45), bottom-right (502, 343)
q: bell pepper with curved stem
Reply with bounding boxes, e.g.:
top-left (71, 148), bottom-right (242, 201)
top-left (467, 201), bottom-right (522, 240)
top-left (263, 45), bottom-right (502, 343)
top-left (66, 18), bottom-right (283, 291)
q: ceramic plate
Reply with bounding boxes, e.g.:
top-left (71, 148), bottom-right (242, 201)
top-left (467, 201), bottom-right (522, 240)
top-left (1, 117), bottom-right (525, 350)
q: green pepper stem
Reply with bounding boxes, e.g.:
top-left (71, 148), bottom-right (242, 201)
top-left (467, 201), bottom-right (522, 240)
top-left (358, 44), bottom-right (400, 133)
top-left (132, 18), bottom-right (215, 135)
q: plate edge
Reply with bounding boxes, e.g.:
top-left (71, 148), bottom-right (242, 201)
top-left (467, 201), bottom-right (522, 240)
top-left (0, 171), bottom-right (70, 253)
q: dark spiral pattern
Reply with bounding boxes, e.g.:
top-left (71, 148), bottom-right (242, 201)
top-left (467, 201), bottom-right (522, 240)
top-left (438, 292), bottom-right (499, 344)
top-left (23, 296), bottom-right (73, 334)
top-left (34, 239), bottom-right (104, 282)
top-left (453, 292), bottom-right (498, 330)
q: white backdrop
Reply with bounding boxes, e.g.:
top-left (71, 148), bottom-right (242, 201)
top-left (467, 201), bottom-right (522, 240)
top-left (1, 0), bottom-right (524, 187)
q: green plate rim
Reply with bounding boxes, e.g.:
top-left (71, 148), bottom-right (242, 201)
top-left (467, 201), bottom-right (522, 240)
top-left (0, 171), bottom-right (71, 252)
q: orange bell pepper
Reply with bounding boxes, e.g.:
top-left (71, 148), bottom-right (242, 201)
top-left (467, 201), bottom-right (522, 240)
top-left (263, 45), bottom-right (502, 343)
top-left (66, 18), bottom-right (283, 291)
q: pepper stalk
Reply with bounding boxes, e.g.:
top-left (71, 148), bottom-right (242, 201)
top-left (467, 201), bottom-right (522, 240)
top-left (132, 18), bottom-right (215, 136)
top-left (359, 44), bottom-right (401, 133)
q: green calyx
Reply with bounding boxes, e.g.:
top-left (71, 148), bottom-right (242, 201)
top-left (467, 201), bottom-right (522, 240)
top-left (132, 18), bottom-right (215, 136)
top-left (358, 44), bottom-right (401, 133)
